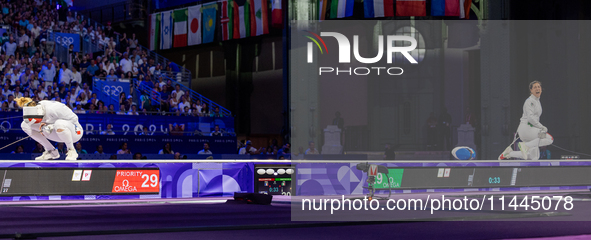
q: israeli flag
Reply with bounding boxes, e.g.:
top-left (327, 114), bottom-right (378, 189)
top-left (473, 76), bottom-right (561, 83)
top-left (161, 11), bottom-right (173, 50)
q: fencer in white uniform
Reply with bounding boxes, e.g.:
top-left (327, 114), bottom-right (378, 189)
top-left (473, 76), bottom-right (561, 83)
top-left (499, 81), bottom-right (553, 160)
top-left (17, 97), bottom-right (84, 160)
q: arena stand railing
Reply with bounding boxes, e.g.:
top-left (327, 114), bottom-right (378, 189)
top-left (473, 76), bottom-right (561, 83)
top-left (81, 35), bottom-right (102, 58)
top-left (157, 73), bottom-right (231, 116)
top-left (54, 12), bottom-right (229, 116)
top-left (133, 78), bottom-right (162, 108)
top-left (93, 76), bottom-right (231, 118)
top-left (159, 70), bottom-right (191, 85)
top-left (136, 45), bottom-right (192, 84)
top-left (93, 77), bottom-right (123, 107)
top-left (47, 31), bottom-right (73, 66)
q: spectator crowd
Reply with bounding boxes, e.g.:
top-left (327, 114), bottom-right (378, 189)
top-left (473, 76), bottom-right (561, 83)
top-left (0, 0), bottom-right (252, 159)
top-left (0, 0), bottom-right (226, 118)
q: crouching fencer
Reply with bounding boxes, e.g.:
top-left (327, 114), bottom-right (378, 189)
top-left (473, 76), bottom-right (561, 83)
top-left (499, 81), bottom-right (553, 160)
top-left (16, 97), bottom-right (84, 160)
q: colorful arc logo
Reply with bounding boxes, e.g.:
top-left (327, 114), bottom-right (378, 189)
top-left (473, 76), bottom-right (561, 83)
top-left (303, 31), bottom-right (328, 54)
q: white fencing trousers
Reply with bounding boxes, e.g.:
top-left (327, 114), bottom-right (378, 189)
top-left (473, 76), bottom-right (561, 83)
top-left (507, 122), bottom-right (554, 160)
top-left (21, 120), bottom-right (83, 151)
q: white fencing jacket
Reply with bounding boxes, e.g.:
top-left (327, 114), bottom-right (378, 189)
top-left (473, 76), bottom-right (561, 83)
top-left (38, 100), bottom-right (79, 125)
top-left (519, 94), bottom-right (544, 129)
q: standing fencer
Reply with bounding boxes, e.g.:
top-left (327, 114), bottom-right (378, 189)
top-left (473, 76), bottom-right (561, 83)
top-left (499, 81), bottom-right (553, 160)
top-left (16, 97), bottom-right (84, 160)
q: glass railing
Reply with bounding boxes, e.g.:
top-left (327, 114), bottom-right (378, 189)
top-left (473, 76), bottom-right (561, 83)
top-left (157, 73), bottom-right (232, 116)
top-left (137, 45), bottom-right (192, 84)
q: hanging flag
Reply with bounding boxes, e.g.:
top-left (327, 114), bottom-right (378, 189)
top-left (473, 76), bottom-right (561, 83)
top-left (460, 0), bottom-right (472, 19)
top-left (188, 5), bottom-right (202, 46)
top-left (219, 0), bottom-right (232, 40)
top-left (445, 0), bottom-right (460, 16)
top-left (396, 0), bottom-right (426, 16)
top-left (149, 14), bottom-right (160, 50)
top-left (173, 9), bottom-right (188, 47)
top-left (318, 0), bottom-right (327, 20)
top-left (161, 11), bottom-right (173, 50)
top-left (364, 0), bottom-right (394, 18)
top-left (232, 0), bottom-right (249, 39)
top-left (202, 3), bottom-right (217, 43)
top-left (431, 0), bottom-right (445, 16)
top-left (250, 0), bottom-right (269, 36)
top-left (272, 0), bottom-right (283, 27)
top-left (329, 0), bottom-right (354, 18)
top-left (459, 0), bottom-right (465, 18)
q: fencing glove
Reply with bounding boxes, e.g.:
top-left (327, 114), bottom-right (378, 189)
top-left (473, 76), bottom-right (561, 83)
top-left (41, 124), bottom-right (54, 136)
top-left (539, 127), bottom-right (547, 139)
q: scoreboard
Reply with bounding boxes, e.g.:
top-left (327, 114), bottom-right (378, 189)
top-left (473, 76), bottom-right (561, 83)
top-left (0, 168), bottom-right (160, 196)
top-left (373, 166), bottom-right (591, 190)
top-left (254, 165), bottom-right (295, 196)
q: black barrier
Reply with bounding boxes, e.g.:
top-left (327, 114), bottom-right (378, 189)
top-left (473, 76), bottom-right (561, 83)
top-left (0, 168), bottom-right (160, 196)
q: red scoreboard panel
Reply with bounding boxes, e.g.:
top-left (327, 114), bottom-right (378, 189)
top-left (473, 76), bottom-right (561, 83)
top-left (112, 170), bottom-right (160, 193)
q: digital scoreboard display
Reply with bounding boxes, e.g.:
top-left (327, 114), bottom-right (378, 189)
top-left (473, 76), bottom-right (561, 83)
top-left (254, 165), bottom-right (295, 196)
top-left (373, 166), bottom-right (591, 190)
top-left (0, 168), bottom-right (160, 196)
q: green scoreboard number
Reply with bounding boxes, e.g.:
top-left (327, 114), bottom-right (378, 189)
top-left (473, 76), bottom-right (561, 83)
top-left (374, 169), bottom-right (404, 189)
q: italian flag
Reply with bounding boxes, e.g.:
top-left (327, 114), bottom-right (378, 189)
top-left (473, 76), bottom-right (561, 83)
top-left (249, 0), bottom-right (268, 36)
top-left (173, 9), bottom-right (188, 47)
top-left (233, 0), bottom-right (249, 39)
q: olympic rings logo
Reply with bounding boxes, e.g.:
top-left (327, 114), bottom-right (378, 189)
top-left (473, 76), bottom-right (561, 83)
top-left (112, 86), bottom-right (123, 96)
top-left (55, 35), bottom-right (75, 47)
top-left (103, 85), bottom-right (124, 97)
top-left (102, 85), bottom-right (110, 95)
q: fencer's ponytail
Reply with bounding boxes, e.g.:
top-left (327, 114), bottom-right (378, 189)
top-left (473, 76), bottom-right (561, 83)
top-left (15, 97), bottom-right (36, 107)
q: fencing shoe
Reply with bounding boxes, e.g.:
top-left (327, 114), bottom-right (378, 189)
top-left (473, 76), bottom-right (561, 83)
top-left (498, 146), bottom-right (513, 160)
top-left (66, 148), bottom-right (79, 161)
top-left (35, 149), bottom-right (60, 160)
